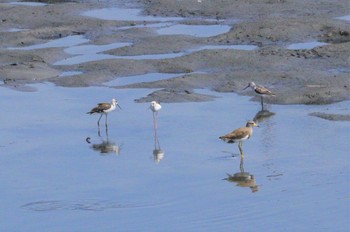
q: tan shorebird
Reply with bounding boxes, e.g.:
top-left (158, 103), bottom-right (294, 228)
top-left (219, 120), bottom-right (259, 158)
top-left (243, 82), bottom-right (275, 109)
top-left (87, 99), bottom-right (121, 126)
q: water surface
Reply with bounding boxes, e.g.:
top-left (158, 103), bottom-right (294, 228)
top-left (0, 83), bottom-right (348, 231)
top-left (8, 35), bottom-right (89, 50)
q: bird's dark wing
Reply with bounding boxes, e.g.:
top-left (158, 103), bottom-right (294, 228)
top-left (88, 103), bottom-right (111, 113)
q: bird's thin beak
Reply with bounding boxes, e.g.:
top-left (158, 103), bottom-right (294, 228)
top-left (243, 85), bottom-right (250, 90)
top-left (117, 104), bottom-right (122, 110)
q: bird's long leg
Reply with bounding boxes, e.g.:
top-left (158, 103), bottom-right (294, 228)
top-left (97, 114), bottom-right (103, 127)
top-left (238, 142), bottom-right (244, 159)
top-left (105, 114), bottom-right (108, 126)
top-left (260, 96), bottom-right (264, 111)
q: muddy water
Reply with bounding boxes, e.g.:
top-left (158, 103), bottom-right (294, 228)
top-left (0, 84), bottom-right (348, 231)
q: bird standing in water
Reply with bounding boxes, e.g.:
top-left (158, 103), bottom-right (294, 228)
top-left (219, 120), bottom-right (259, 159)
top-left (87, 99), bottom-right (121, 126)
top-left (150, 101), bottom-right (161, 143)
top-left (149, 101), bottom-right (161, 130)
top-left (243, 82), bottom-right (275, 110)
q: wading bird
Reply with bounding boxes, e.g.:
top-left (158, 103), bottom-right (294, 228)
top-left (87, 99), bottom-right (121, 126)
top-left (243, 82), bottom-right (275, 110)
top-left (219, 120), bottom-right (259, 159)
top-left (149, 101), bottom-right (161, 131)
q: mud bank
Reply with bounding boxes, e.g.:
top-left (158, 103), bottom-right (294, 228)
top-left (0, 0), bottom-right (349, 104)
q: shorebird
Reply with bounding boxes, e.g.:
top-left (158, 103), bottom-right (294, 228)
top-left (219, 120), bottom-right (259, 159)
top-left (149, 101), bottom-right (161, 130)
top-left (243, 82), bottom-right (275, 109)
top-left (87, 99), bottom-right (121, 126)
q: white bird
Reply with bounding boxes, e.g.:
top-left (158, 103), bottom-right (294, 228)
top-left (87, 99), bottom-right (121, 126)
top-left (149, 101), bottom-right (161, 131)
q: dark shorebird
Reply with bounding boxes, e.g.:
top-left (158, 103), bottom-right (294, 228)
top-left (219, 120), bottom-right (259, 159)
top-left (243, 82), bottom-right (275, 109)
top-left (87, 99), bottom-right (121, 126)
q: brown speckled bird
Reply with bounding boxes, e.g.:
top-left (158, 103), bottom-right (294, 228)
top-left (219, 120), bottom-right (259, 158)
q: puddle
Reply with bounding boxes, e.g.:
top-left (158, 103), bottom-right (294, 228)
top-left (195, 44), bottom-right (257, 51)
top-left (8, 35), bottom-right (89, 50)
top-left (53, 42), bottom-right (132, 65)
top-left (64, 42), bottom-right (132, 55)
top-left (0, 83), bottom-right (349, 231)
top-left (8, 2), bottom-right (47, 6)
top-left (59, 71), bottom-right (83, 77)
top-left (4, 28), bottom-right (29, 32)
top-left (286, 41), bottom-right (328, 50)
top-left (104, 73), bottom-right (187, 86)
top-left (327, 67), bottom-right (350, 75)
top-left (82, 8), bottom-right (183, 22)
top-left (54, 43), bottom-right (257, 65)
top-left (156, 24), bottom-right (231, 37)
top-left (335, 14), bottom-right (350, 21)
top-left (83, 7), bottom-right (231, 37)
top-left (116, 22), bottom-right (174, 31)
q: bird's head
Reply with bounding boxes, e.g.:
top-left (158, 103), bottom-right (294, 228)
top-left (246, 120), bottom-right (259, 127)
top-left (112, 99), bottom-right (122, 109)
top-left (243, 82), bottom-right (256, 90)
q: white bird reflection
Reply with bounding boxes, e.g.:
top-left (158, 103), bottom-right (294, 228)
top-left (152, 125), bottom-right (165, 163)
top-left (224, 157), bottom-right (259, 193)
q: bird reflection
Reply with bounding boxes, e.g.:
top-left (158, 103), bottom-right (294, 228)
top-left (253, 109), bottom-right (275, 124)
top-left (86, 126), bottom-right (121, 155)
top-left (224, 157), bottom-right (259, 192)
top-left (152, 123), bottom-right (164, 163)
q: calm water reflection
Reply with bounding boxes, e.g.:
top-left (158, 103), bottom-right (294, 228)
top-left (88, 126), bottom-right (122, 155)
top-left (0, 84), bottom-right (349, 232)
top-left (224, 157), bottom-right (259, 193)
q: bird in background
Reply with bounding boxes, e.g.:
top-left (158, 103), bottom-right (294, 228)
top-left (219, 120), bottom-right (259, 159)
top-left (149, 101), bottom-right (161, 131)
top-left (87, 98), bottom-right (121, 127)
top-left (243, 82), bottom-right (275, 110)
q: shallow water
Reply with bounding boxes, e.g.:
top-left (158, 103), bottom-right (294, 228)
top-left (8, 35), bottom-right (89, 50)
top-left (8, 2), bottom-right (47, 6)
top-left (0, 83), bottom-right (349, 231)
top-left (156, 24), bottom-right (231, 37)
top-left (53, 42), bottom-right (257, 65)
top-left (335, 14), bottom-right (350, 21)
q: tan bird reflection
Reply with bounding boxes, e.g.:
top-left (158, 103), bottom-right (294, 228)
top-left (224, 157), bottom-right (259, 192)
top-left (219, 120), bottom-right (259, 159)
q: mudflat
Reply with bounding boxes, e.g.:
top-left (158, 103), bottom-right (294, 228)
top-left (0, 0), bottom-right (349, 104)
